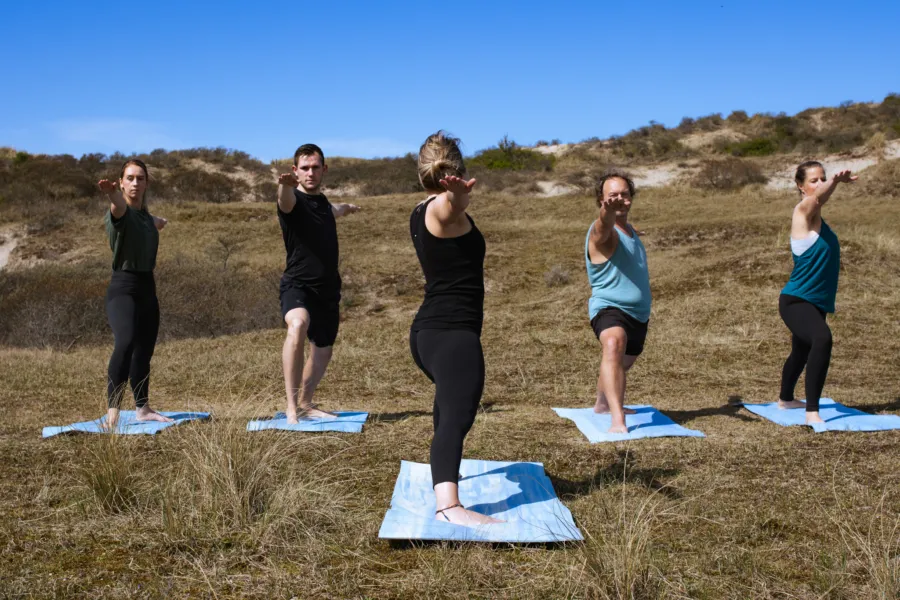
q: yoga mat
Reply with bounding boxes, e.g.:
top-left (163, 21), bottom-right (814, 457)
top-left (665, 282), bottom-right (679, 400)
top-left (42, 411), bottom-right (209, 438)
top-left (246, 411), bottom-right (368, 433)
top-left (378, 458), bottom-right (583, 543)
top-left (552, 405), bottom-right (706, 443)
top-left (742, 398), bottom-right (900, 433)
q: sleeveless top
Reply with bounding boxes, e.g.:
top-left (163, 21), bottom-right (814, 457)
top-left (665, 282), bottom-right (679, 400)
top-left (410, 197), bottom-right (486, 334)
top-left (585, 223), bottom-right (652, 323)
top-left (781, 219), bottom-right (840, 313)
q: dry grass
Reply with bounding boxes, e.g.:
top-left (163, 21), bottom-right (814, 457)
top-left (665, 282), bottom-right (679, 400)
top-left (1, 185), bottom-right (898, 598)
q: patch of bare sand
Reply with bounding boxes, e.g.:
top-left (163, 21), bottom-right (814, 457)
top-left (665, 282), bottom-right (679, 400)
top-left (631, 165), bottom-right (683, 188)
top-left (680, 128), bottom-right (746, 150)
top-left (530, 144), bottom-right (571, 156)
top-left (0, 226), bottom-right (24, 272)
top-left (536, 181), bottom-right (579, 197)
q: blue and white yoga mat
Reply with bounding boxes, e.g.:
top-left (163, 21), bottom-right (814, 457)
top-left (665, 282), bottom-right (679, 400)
top-left (246, 411), bottom-right (368, 433)
top-left (742, 398), bottom-right (900, 433)
top-left (42, 411), bottom-right (209, 438)
top-left (378, 459), bottom-right (583, 543)
top-left (552, 405), bottom-right (706, 443)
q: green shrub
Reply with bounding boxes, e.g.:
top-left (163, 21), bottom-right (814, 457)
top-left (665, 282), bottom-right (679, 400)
top-left (727, 137), bottom-right (778, 157)
top-left (468, 136), bottom-right (556, 171)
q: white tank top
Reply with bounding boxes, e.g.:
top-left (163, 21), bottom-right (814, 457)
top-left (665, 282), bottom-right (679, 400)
top-left (790, 230), bottom-right (819, 256)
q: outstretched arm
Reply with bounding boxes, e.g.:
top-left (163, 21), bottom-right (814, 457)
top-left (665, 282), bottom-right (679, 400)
top-left (99, 180), bottom-right (126, 219)
top-left (331, 203), bottom-right (361, 218)
top-left (429, 175), bottom-right (477, 227)
top-left (797, 169), bottom-right (857, 220)
top-left (277, 172), bottom-right (299, 213)
top-left (151, 215), bottom-right (168, 231)
top-left (589, 196), bottom-right (626, 252)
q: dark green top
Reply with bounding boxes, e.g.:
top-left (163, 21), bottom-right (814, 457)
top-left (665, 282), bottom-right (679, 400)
top-left (104, 205), bottom-right (159, 272)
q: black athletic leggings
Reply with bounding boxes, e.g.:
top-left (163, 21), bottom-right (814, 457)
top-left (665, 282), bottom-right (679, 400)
top-left (410, 328), bottom-right (485, 487)
top-left (779, 294), bottom-right (833, 412)
top-left (106, 271), bottom-right (159, 409)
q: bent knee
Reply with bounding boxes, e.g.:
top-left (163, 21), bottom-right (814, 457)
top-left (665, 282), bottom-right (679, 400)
top-left (601, 335), bottom-right (627, 357)
top-left (285, 319), bottom-right (310, 343)
top-left (812, 330), bottom-right (833, 348)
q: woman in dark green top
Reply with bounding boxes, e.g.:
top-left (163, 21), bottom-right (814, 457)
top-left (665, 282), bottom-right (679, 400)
top-left (98, 159), bottom-right (171, 430)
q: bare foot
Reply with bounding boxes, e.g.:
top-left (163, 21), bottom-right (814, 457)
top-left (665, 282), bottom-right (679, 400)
top-left (593, 402), bottom-right (637, 415)
top-left (135, 406), bottom-right (175, 423)
top-left (607, 424), bottom-right (629, 434)
top-left (101, 408), bottom-right (120, 432)
top-left (435, 505), bottom-right (504, 527)
top-left (287, 405), bottom-right (337, 423)
top-left (806, 411), bottom-right (825, 425)
top-left (778, 399), bottom-right (806, 410)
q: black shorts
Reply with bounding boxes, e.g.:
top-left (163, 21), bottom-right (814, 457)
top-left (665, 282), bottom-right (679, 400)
top-left (590, 307), bottom-right (649, 356)
top-left (280, 283), bottom-right (340, 347)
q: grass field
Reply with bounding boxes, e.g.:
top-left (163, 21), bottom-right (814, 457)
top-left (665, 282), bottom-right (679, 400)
top-left (1, 184), bottom-right (898, 599)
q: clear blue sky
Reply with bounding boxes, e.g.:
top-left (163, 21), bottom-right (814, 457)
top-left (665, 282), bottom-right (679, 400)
top-left (2, 0), bottom-right (897, 161)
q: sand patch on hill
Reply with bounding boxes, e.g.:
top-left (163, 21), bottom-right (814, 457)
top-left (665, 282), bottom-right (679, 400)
top-left (0, 226), bottom-right (23, 272)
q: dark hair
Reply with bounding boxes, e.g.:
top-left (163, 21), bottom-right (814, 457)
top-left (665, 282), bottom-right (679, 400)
top-left (594, 172), bottom-right (636, 207)
top-left (120, 159), bottom-right (150, 211)
top-left (294, 144), bottom-right (325, 166)
top-left (794, 160), bottom-right (825, 187)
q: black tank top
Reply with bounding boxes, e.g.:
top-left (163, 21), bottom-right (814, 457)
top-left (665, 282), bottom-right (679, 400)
top-left (410, 197), bottom-right (485, 334)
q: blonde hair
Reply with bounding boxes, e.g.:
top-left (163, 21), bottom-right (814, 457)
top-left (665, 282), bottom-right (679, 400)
top-left (417, 131), bottom-right (465, 192)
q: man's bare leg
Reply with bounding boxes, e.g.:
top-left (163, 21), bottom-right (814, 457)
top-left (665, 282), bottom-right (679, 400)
top-left (283, 308), bottom-right (312, 424)
top-left (595, 354), bottom-right (638, 415)
top-left (297, 342), bottom-right (336, 419)
top-left (597, 327), bottom-right (629, 433)
top-left (434, 481), bottom-right (503, 526)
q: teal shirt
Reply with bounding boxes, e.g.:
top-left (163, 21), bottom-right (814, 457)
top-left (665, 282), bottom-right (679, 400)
top-left (104, 206), bottom-right (159, 272)
top-left (585, 223), bottom-right (652, 322)
top-left (781, 220), bottom-right (840, 313)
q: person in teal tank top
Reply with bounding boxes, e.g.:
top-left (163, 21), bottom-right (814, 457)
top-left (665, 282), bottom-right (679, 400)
top-left (584, 173), bottom-right (652, 434)
top-left (98, 160), bottom-right (172, 431)
top-left (777, 161), bottom-right (857, 426)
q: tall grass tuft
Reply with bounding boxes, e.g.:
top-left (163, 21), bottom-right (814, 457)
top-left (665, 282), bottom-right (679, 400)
top-left (830, 482), bottom-right (900, 600)
top-left (74, 433), bottom-right (146, 514)
top-left (574, 480), bottom-right (670, 598)
top-left (160, 400), bottom-right (353, 551)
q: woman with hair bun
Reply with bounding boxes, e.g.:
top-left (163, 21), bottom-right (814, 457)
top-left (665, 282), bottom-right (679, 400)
top-left (97, 160), bottom-right (172, 430)
top-left (777, 161), bottom-right (857, 425)
top-left (409, 131), bottom-right (501, 526)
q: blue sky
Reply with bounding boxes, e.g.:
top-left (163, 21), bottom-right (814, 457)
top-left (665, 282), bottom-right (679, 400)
top-left (1, 1), bottom-right (897, 161)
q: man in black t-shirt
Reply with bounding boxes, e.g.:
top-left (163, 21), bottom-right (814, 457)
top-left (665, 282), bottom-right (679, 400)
top-left (277, 144), bottom-right (360, 423)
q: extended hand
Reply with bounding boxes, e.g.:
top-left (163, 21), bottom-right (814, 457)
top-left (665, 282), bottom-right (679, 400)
top-left (832, 169), bottom-right (858, 184)
top-left (602, 196), bottom-right (627, 212)
top-left (278, 172), bottom-right (299, 187)
top-left (439, 175), bottom-right (477, 196)
top-left (343, 203), bottom-right (361, 215)
top-left (153, 216), bottom-right (168, 231)
top-left (98, 179), bottom-right (119, 194)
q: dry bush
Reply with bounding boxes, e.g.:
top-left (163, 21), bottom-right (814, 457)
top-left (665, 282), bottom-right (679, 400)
top-left (324, 154), bottom-right (421, 196)
top-left (692, 157), bottom-right (768, 190)
top-left (544, 265), bottom-right (571, 287)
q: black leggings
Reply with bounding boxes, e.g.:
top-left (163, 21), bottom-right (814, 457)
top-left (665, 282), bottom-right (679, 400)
top-left (106, 271), bottom-right (160, 409)
top-left (779, 294), bottom-right (832, 412)
top-left (410, 328), bottom-right (485, 487)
